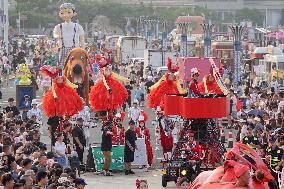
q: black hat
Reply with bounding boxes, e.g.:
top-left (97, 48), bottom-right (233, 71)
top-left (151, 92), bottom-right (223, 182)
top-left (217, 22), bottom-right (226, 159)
top-left (74, 178), bottom-right (87, 185)
top-left (129, 120), bottom-right (135, 125)
top-left (76, 117), bottom-right (84, 122)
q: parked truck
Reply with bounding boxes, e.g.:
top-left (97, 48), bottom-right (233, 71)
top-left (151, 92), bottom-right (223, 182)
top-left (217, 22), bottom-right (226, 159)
top-left (105, 35), bottom-right (120, 63)
top-left (143, 49), bottom-right (175, 75)
top-left (116, 36), bottom-right (147, 65)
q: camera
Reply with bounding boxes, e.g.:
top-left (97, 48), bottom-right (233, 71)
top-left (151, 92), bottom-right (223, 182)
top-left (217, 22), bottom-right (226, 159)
top-left (102, 120), bottom-right (112, 132)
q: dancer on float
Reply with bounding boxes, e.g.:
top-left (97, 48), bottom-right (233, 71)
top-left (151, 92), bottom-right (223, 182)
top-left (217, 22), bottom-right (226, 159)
top-left (198, 60), bottom-right (228, 96)
top-left (188, 67), bottom-right (201, 97)
top-left (148, 57), bottom-right (185, 108)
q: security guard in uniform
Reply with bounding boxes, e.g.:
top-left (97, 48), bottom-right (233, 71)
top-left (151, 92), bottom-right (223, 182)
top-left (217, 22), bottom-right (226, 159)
top-left (265, 137), bottom-right (283, 188)
top-left (242, 126), bottom-right (260, 150)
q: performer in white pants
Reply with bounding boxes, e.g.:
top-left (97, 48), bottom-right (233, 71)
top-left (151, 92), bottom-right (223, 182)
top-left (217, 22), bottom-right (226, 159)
top-left (77, 99), bottom-right (91, 149)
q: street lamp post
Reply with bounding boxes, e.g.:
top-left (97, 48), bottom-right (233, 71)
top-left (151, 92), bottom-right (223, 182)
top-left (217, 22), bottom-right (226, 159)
top-left (228, 25), bottom-right (244, 87)
top-left (201, 23), bottom-right (214, 57)
top-left (144, 19), bottom-right (154, 49)
top-left (177, 22), bottom-right (190, 57)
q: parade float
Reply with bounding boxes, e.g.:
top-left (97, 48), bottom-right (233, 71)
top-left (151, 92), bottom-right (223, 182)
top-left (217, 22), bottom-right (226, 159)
top-left (160, 58), bottom-right (228, 187)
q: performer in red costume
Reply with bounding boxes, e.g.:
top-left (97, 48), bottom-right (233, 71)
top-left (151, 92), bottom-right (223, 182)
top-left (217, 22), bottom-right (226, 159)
top-left (41, 65), bottom-right (83, 117)
top-left (135, 114), bottom-right (153, 167)
top-left (156, 106), bottom-right (174, 161)
top-left (188, 67), bottom-right (201, 97)
top-left (198, 67), bottom-right (224, 95)
top-left (181, 132), bottom-right (202, 161)
top-left (89, 56), bottom-right (128, 112)
top-left (148, 58), bottom-right (185, 108)
top-left (112, 112), bottom-right (125, 145)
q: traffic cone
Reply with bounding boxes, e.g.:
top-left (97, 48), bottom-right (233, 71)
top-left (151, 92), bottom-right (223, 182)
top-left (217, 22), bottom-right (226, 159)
top-left (228, 130), bottom-right (234, 148)
top-left (221, 129), bottom-right (226, 143)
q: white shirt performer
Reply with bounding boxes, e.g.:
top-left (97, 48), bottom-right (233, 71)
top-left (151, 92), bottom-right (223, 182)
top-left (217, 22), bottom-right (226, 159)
top-left (128, 99), bottom-right (142, 123)
top-left (53, 3), bottom-right (85, 72)
top-left (76, 102), bottom-right (91, 148)
top-left (27, 99), bottom-right (42, 124)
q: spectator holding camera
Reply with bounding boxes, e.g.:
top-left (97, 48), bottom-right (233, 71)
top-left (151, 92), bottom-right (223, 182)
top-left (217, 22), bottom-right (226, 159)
top-left (101, 120), bottom-right (113, 176)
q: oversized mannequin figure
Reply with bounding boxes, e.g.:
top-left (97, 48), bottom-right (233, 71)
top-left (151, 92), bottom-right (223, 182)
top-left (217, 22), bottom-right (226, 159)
top-left (53, 3), bottom-right (85, 73)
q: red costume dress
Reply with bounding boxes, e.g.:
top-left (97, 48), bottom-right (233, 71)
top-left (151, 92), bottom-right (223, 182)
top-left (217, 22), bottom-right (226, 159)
top-left (178, 128), bottom-right (202, 161)
top-left (189, 79), bottom-right (201, 96)
top-left (198, 75), bottom-right (223, 95)
top-left (112, 125), bottom-right (125, 145)
top-left (135, 126), bottom-right (153, 166)
top-left (89, 60), bottom-right (128, 112)
top-left (41, 66), bottom-right (83, 117)
top-left (158, 115), bottom-right (174, 159)
top-left (147, 58), bottom-right (184, 108)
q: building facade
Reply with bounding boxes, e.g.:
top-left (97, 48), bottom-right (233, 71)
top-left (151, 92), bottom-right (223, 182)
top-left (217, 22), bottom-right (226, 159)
top-left (116, 0), bottom-right (284, 26)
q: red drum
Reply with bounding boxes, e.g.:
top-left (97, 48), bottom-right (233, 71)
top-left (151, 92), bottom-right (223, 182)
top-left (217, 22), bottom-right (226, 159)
top-left (164, 95), bottom-right (230, 118)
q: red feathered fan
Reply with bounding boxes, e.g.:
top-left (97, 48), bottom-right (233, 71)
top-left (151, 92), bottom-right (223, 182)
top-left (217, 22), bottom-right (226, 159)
top-left (40, 65), bottom-right (58, 78)
top-left (167, 57), bottom-right (179, 73)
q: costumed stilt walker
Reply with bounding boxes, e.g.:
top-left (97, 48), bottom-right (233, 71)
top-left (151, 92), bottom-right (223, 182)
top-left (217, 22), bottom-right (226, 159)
top-left (148, 58), bottom-right (185, 108)
top-left (135, 113), bottom-right (153, 168)
top-left (53, 3), bottom-right (85, 75)
top-left (41, 65), bottom-right (83, 117)
top-left (112, 112), bottom-right (125, 145)
top-left (89, 55), bottom-right (128, 113)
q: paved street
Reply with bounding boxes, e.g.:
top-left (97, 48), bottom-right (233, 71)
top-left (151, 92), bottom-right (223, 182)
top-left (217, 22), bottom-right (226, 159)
top-left (83, 170), bottom-right (176, 189)
top-left (1, 80), bottom-right (168, 188)
top-left (2, 79), bottom-right (235, 189)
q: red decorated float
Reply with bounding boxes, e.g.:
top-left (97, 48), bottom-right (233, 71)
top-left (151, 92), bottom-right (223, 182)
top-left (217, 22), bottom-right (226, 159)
top-left (161, 58), bottom-right (229, 187)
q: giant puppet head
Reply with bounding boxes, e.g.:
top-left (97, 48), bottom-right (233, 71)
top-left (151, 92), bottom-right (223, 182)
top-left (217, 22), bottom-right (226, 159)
top-left (58, 3), bottom-right (77, 23)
